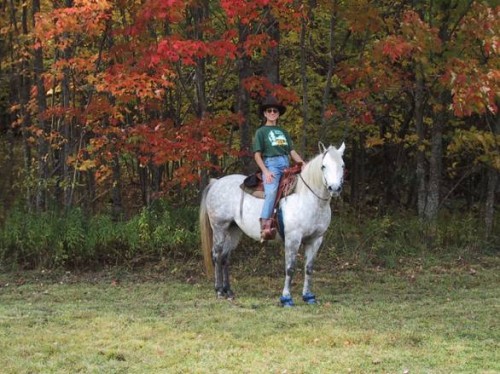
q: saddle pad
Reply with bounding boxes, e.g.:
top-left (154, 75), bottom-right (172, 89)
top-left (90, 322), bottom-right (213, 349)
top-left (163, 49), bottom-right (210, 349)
top-left (240, 184), bottom-right (265, 199)
top-left (240, 174), bottom-right (298, 200)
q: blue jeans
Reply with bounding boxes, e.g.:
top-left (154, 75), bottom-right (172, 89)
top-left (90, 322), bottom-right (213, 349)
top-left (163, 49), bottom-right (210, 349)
top-left (261, 155), bottom-right (289, 219)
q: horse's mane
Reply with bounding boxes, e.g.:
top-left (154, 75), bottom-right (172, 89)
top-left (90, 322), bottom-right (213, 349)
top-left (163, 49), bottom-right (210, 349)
top-left (294, 150), bottom-right (325, 195)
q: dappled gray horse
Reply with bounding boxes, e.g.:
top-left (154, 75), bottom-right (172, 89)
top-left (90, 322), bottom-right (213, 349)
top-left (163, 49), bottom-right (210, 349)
top-left (199, 143), bottom-right (345, 306)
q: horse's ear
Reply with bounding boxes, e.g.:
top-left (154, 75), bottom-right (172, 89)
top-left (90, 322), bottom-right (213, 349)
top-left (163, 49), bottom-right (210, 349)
top-left (318, 141), bottom-right (327, 154)
top-left (338, 142), bottom-right (346, 155)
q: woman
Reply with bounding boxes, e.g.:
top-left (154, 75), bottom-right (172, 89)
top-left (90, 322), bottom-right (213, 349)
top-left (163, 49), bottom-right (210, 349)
top-left (253, 96), bottom-right (305, 241)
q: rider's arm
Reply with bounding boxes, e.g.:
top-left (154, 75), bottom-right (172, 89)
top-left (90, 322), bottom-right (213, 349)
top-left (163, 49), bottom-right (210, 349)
top-left (290, 149), bottom-right (305, 166)
top-left (254, 151), bottom-right (273, 183)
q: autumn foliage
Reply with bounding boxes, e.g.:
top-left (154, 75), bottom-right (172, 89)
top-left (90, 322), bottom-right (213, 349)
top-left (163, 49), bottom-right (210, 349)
top-left (0, 0), bottom-right (498, 231)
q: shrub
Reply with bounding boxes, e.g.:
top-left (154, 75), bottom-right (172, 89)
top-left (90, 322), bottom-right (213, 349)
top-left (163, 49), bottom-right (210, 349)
top-left (0, 201), bottom-right (199, 270)
top-left (322, 210), bottom-right (498, 268)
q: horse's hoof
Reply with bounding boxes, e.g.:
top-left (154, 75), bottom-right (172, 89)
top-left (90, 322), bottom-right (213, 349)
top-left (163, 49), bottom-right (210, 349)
top-left (216, 291), bottom-right (226, 299)
top-left (280, 295), bottom-right (295, 307)
top-left (216, 290), bottom-right (235, 300)
top-left (302, 292), bottom-right (317, 305)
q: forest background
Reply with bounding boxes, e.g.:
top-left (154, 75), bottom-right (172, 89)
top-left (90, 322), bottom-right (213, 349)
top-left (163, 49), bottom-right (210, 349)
top-left (0, 0), bottom-right (498, 269)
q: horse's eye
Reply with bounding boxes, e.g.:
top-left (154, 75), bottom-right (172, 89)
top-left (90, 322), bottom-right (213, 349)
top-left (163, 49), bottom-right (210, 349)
top-left (321, 165), bottom-right (326, 170)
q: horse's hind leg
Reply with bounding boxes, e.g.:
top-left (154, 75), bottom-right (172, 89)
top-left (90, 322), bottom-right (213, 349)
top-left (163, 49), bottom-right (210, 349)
top-left (212, 223), bottom-right (241, 299)
top-left (302, 236), bottom-right (323, 304)
top-left (220, 226), bottom-right (241, 299)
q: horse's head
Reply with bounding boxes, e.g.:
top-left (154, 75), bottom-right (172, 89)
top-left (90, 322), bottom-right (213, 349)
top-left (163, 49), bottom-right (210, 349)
top-left (320, 142), bottom-right (345, 197)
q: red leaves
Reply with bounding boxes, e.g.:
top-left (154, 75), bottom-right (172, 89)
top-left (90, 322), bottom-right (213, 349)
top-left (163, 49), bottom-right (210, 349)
top-left (380, 36), bottom-right (414, 63)
top-left (377, 11), bottom-right (440, 63)
top-left (443, 59), bottom-right (499, 117)
top-left (242, 76), bottom-right (299, 107)
top-left (221, 0), bottom-right (271, 24)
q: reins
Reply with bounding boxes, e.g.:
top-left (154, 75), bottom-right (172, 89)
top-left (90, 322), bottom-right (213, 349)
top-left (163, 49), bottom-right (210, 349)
top-left (298, 174), bottom-right (330, 201)
top-left (298, 168), bottom-right (330, 202)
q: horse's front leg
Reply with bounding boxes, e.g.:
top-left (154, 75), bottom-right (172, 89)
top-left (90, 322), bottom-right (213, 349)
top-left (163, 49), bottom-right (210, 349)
top-left (302, 236), bottom-right (323, 305)
top-left (281, 237), bottom-right (301, 307)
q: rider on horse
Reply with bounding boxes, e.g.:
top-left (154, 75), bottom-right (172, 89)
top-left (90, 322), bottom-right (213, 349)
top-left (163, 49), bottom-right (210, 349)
top-left (252, 96), bottom-right (305, 241)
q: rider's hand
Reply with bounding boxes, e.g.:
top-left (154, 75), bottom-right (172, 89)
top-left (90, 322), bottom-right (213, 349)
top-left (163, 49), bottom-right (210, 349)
top-left (263, 170), bottom-right (274, 184)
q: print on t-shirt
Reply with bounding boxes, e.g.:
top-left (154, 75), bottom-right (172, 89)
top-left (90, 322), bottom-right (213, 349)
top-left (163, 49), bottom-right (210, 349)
top-left (269, 129), bottom-right (288, 147)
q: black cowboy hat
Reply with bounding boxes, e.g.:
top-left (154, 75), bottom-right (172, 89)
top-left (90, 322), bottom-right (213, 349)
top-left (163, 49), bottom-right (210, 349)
top-left (259, 95), bottom-right (286, 115)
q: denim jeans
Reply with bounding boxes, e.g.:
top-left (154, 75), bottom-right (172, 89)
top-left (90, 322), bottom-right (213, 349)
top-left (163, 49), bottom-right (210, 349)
top-left (261, 155), bottom-right (289, 219)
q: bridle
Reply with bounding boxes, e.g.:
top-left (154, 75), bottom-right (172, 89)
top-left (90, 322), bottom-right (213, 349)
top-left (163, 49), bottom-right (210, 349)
top-left (298, 173), bottom-right (330, 201)
top-left (298, 150), bottom-right (332, 202)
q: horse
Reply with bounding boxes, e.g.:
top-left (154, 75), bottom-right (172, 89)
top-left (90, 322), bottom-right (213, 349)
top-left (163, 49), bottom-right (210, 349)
top-left (199, 142), bottom-right (345, 307)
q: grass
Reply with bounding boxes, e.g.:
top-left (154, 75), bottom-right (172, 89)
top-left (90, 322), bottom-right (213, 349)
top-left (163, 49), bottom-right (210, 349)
top-left (0, 255), bottom-right (499, 373)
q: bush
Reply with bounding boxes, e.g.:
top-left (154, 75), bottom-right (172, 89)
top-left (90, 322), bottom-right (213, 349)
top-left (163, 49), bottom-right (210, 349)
top-left (0, 201), bottom-right (199, 270)
top-left (0, 202), bottom-right (496, 271)
top-left (322, 210), bottom-right (498, 268)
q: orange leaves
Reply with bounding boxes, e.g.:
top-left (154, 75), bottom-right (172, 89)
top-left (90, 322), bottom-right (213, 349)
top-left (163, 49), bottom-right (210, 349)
top-left (34, 0), bottom-right (112, 50)
top-left (124, 114), bottom-right (239, 186)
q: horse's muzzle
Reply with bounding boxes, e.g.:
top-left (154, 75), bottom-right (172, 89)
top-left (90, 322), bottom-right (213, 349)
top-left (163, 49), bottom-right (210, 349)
top-left (328, 185), bottom-right (342, 196)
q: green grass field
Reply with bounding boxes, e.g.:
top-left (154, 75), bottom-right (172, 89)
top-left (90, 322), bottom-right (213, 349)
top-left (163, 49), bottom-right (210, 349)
top-left (0, 255), bottom-right (498, 373)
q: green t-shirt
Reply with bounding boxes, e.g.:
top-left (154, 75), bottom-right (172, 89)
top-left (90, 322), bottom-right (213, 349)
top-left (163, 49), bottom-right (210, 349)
top-left (253, 125), bottom-right (294, 157)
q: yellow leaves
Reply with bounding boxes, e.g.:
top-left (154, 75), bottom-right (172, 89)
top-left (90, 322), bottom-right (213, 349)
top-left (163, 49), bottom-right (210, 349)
top-left (448, 129), bottom-right (500, 170)
top-left (66, 156), bottom-right (97, 171)
top-left (76, 159), bottom-right (97, 171)
top-left (365, 136), bottom-right (384, 148)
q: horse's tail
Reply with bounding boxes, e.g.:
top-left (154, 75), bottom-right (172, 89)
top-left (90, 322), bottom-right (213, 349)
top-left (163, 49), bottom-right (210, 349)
top-left (199, 180), bottom-right (214, 278)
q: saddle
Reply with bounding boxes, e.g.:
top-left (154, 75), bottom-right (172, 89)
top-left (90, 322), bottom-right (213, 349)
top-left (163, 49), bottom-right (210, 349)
top-left (240, 163), bottom-right (302, 200)
top-left (240, 163), bottom-right (302, 241)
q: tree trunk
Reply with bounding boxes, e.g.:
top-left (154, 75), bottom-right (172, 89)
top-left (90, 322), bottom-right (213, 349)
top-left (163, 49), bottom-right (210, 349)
top-left (414, 68), bottom-right (427, 218)
top-left (484, 108), bottom-right (499, 237)
top-left (237, 22), bottom-right (252, 175)
top-left (299, 4), bottom-right (311, 157)
top-left (319, 11), bottom-right (336, 140)
top-left (32, 0), bottom-right (49, 212)
top-left (62, 0), bottom-right (74, 209)
top-left (111, 154), bottom-right (123, 220)
top-left (424, 108), bottom-right (444, 220)
top-left (262, 7), bottom-right (280, 85)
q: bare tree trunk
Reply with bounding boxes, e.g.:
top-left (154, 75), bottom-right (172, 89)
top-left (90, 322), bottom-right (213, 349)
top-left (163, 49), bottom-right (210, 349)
top-left (415, 68), bottom-right (427, 218)
top-left (237, 22), bottom-right (252, 175)
top-left (485, 108), bottom-right (499, 237)
top-left (192, 1), bottom-right (207, 118)
top-left (299, 5), bottom-right (310, 157)
top-left (32, 0), bottom-right (49, 212)
top-left (319, 11), bottom-right (336, 140)
top-left (424, 109), bottom-right (444, 220)
top-left (349, 135), bottom-right (366, 208)
top-left (13, 0), bottom-right (34, 209)
top-left (262, 7), bottom-right (280, 85)
top-left (111, 154), bottom-right (123, 220)
top-left (62, 0), bottom-right (74, 209)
